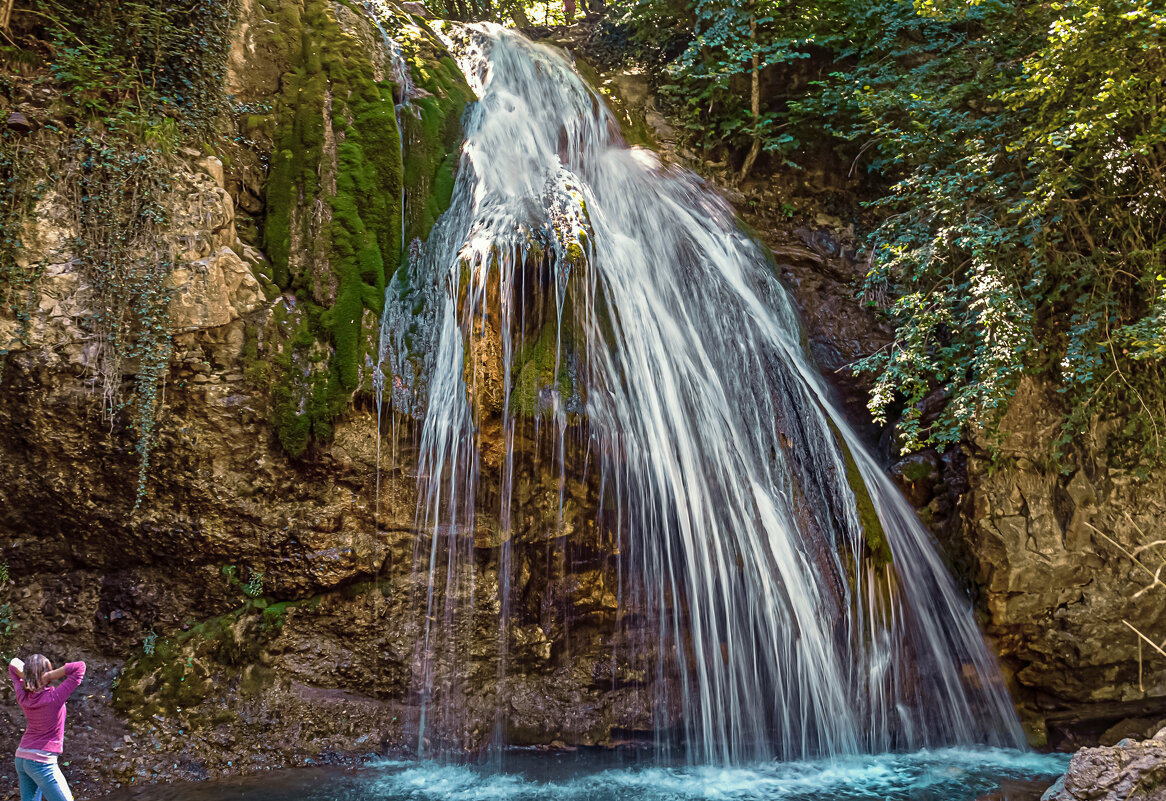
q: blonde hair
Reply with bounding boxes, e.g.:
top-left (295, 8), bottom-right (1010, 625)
top-left (23, 654), bottom-right (51, 692)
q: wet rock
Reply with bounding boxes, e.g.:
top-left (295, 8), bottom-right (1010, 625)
top-left (794, 226), bottom-right (841, 258)
top-left (979, 778), bottom-right (1065, 801)
top-left (891, 450), bottom-right (941, 506)
top-left (1042, 730), bottom-right (1166, 800)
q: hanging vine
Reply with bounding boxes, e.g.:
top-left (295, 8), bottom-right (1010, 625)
top-left (0, 129), bottom-right (49, 385)
top-left (69, 135), bottom-right (175, 506)
top-left (0, 0), bottom-right (239, 507)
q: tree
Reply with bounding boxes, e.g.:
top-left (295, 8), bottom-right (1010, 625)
top-left (738, 0), bottom-right (761, 181)
top-left (621, 0), bottom-right (1166, 464)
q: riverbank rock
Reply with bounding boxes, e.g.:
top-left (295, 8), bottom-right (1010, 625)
top-left (1042, 729), bottom-right (1166, 801)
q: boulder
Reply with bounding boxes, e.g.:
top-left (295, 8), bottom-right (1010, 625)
top-left (1043, 731), bottom-right (1166, 801)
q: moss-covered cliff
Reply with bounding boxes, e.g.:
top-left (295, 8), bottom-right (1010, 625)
top-left (251, 0), bottom-right (472, 456)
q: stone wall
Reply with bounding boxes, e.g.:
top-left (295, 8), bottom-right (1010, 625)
top-left (962, 379), bottom-right (1166, 747)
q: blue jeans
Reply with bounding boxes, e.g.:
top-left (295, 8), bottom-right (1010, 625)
top-left (14, 757), bottom-right (73, 801)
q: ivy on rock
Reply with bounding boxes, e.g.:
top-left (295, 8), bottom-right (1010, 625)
top-left (0, 0), bottom-right (239, 507)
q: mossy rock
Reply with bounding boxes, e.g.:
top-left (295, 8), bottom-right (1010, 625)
top-left (826, 419), bottom-right (892, 568)
top-left (112, 598), bottom-right (302, 721)
top-left (399, 53), bottom-right (473, 245)
top-left (506, 288), bottom-right (589, 420)
top-left (258, 0), bottom-right (473, 456)
top-left (571, 56), bottom-right (657, 150)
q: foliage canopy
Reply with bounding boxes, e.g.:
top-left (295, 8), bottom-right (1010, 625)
top-left (615, 0), bottom-right (1166, 467)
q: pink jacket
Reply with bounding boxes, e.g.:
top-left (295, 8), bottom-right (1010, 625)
top-left (9, 661), bottom-right (86, 753)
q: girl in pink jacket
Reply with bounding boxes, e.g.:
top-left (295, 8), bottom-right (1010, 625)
top-left (9, 655), bottom-right (86, 801)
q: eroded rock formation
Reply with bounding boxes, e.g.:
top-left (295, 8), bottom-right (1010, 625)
top-left (1043, 728), bottom-right (1166, 801)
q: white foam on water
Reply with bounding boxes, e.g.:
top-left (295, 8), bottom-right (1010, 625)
top-left (362, 749), bottom-right (1068, 801)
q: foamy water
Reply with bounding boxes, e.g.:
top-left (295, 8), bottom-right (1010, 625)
top-left (107, 748), bottom-right (1069, 800)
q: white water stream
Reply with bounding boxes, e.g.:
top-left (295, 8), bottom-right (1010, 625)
top-left (377, 23), bottom-right (1025, 763)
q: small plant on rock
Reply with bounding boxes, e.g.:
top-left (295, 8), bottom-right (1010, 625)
top-left (243, 571), bottom-right (264, 599)
top-left (0, 602), bottom-right (14, 641)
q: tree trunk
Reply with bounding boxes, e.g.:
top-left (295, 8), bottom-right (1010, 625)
top-left (0, 0), bottom-right (15, 32)
top-left (508, 1), bottom-right (531, 26)
top-left (739, 4), bottom-right (762, 183)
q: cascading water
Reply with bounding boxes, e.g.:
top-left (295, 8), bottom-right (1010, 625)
top-left (377, 23), bottom-right (1025, 763)
top-left (365, 1), bottom-right (417, 525)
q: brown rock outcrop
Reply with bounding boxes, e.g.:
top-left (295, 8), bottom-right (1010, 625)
top-left (1043, 729), bottom-right (1166, 801)
top-left (962, 379), bottom-right (1166, 746)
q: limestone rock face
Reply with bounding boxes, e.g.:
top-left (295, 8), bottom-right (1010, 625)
top-left (169, 246), bottom-right (264, 332)
top-left (961, 378), bottom-right (1166, 744)
top-left (0, 166), bottom-right (261, 360)
top-left (1043, 730), bottom-right (1166, 801)
top-left (0, 6), bottom-right (659, 793)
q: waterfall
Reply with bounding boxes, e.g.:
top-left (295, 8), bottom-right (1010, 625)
top-left (367, 3), bottom-right (416, 524)
top-left (377, 23), bottom-right (1025, 763)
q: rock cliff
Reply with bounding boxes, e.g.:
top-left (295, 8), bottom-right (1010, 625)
top-left (0, 5), bottom-right (663, 795)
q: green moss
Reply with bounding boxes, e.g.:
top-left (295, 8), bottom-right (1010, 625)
top-left (259, 0), bottom-right (305, 64)
top-left (827, 419), bottom-right (892, 568)
top-left (260, 0), bottom-right (473, 456)
top-left (242, 324), bottom-right (272, 388)
top-left (268, 306), bottom-right (351, 457)
top-left (253, 6), bottom-right (473, 452)
top-left (510, 317), bottom-right (573, 418)
top-left (112, 595), bottom-right (304, 719)
top-left (112, 584), bottom-right (386, 722)
top-left (899, 459), bottom-right (934, 483)
top-left (112, 612), bottom-right (238, 718)
top-left (401, 56), bottom-right (472, 247)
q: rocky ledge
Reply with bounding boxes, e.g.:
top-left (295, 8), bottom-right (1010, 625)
top-left (1043, 729), bottom-right (1166, 801)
